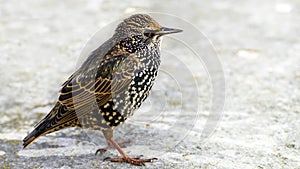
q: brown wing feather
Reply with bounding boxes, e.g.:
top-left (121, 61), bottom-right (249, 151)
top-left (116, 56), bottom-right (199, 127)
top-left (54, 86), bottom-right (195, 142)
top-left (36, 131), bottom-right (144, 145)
top-left (52, 54), bottom-right (135, 126)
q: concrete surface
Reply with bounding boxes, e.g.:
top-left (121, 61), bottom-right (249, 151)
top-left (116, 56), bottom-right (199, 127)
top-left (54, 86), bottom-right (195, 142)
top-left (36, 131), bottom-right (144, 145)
top-left (0, 0), bottom-right (299, 168)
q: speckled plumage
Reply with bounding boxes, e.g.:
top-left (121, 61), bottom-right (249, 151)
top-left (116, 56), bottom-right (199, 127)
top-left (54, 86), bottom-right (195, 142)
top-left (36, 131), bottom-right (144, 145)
top-left (23, 14), bottom-right (182, 166)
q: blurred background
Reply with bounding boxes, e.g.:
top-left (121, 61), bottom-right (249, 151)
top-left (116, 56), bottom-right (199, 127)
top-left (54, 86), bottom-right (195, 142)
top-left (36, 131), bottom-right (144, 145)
top-left (0, 0), bottom-right (299, 168)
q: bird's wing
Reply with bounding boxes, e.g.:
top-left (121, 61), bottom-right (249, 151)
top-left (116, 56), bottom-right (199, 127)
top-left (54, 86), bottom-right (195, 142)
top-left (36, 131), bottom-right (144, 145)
top-left (46, 53), bottom-right (141, 128)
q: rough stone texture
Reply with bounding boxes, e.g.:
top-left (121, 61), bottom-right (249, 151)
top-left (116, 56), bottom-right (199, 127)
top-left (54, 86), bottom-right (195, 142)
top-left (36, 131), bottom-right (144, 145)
top-left (0, 0), bottom-right (299, 168)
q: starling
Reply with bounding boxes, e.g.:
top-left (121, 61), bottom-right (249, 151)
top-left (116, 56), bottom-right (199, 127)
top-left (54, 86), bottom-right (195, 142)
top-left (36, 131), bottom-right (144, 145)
top-left (23, 14), bottom-right (182, 166)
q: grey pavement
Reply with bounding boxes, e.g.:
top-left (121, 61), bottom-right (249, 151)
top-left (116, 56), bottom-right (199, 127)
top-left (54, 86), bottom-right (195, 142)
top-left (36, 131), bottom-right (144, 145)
top-left (0, 0), bottom-right (299, 168)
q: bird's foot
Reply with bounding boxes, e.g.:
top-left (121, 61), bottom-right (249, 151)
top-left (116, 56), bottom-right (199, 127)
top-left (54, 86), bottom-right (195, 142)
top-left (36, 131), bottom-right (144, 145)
top-left (95, 147), bottom-right (108, 155)
top-left (95, 139), bottom-right (131, 155)
top-left (104, 156), bottom-right (157, 166)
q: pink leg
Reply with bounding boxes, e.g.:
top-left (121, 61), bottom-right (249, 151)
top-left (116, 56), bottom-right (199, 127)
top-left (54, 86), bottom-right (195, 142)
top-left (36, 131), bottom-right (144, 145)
top-left (104, 137), bottom-right (157, 166)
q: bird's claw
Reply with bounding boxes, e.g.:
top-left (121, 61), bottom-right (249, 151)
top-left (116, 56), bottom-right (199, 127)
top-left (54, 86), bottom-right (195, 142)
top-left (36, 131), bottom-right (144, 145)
top-left (95, 139), bottom-right (131, 156)
top-left (95, 148), bottom-right (108, 155)
top-left (103, 156), bottom-right (157, 166)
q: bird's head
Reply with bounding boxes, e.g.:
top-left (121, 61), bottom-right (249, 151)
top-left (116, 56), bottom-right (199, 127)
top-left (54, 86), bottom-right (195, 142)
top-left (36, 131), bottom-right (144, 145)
top-left (114, 14), bottom-right (182, 41)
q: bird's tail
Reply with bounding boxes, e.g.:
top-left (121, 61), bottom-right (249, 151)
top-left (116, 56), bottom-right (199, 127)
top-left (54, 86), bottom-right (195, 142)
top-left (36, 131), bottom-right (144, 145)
top-left (23, 102), bottom-right (67, 148)
top-left (23, 114), bottom-right (57, 148)
top-left (23, 128), bottom-right (44, 148)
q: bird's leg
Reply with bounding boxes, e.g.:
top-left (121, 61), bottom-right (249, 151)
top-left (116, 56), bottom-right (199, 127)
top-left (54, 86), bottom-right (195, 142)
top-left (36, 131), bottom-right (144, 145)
top-left (95, 129), bottom-right (115, 155)
top-left (100, 129), bottom-right (157, 166)
top-left (95, 140), bottom-right (111, 155)
top-left (95, 129), bottom-right (114, 155)
top-left (104, 137), bottom-right (157, 166)
top-left (95, 139), bottom-right (131, 155)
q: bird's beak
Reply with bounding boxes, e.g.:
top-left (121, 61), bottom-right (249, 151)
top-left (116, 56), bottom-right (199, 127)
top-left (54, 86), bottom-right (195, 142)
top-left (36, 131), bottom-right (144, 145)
top-left (155, 27), bottom-right (183, 36)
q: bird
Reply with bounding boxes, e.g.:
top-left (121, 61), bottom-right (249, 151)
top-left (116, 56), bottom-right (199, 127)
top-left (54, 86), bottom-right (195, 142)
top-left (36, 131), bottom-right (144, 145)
top-left (23, 14), bottom-right (182, 166)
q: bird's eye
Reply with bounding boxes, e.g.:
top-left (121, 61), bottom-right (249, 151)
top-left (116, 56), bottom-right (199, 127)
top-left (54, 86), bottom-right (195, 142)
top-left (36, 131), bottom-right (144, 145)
top-left (144, 31), bottom-right (155, 38)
